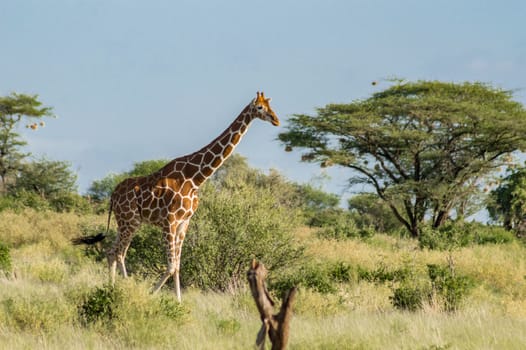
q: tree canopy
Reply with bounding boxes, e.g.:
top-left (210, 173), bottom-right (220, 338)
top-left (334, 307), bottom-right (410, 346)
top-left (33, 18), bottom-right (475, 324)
top-left (487, 167), bottom-right (526, 233)
top-left (279, 80), bottom-right (526, 237)
top-left (0, 93), bottom-right (54, 192)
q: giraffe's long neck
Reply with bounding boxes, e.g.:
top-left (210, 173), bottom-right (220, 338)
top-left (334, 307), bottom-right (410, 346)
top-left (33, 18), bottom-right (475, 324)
top-left (178, 104), bottom-right (256, 186)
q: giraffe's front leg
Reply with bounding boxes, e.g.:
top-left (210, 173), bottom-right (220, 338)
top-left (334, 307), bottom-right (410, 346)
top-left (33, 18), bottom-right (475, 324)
top-left (173, 219), bottom-right (189, 302)
top-left (152, 219), bottom-right (189, 302)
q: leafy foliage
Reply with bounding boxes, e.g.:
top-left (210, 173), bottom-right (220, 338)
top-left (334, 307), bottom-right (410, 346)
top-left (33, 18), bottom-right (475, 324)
top-left (390, 284), bottom-right (425, 311)
top-left (357, 263), bottom-right (411, 284)
top-left (348, 193), bottom-right (403, 233)
top-left (79, 285), bottom-right (121, 325)
top-left (0, 241), bottom-right (11, 273)
top-left (0, 93), bottom-right (54, 193)
top-left (390, 261), bottom-right (475, 312)
top-left (182, 180), bottom-right (303, 291)
top-left (315, 210), bottom-right (369, 240)
top-left (10, 157), bottom-right (77, 197)
top-left (427, 264), bottom-right (475, 312)
top-left (487, 167), bottom-right (526, 234)
top-left (279, 80), bottom-right (526, 238)
top-left (3, 157), bottom-right (90, 212)
top-left (270, 261), bottom-right (346, 296)
top-left (419, 222), bottom-right (515, 250)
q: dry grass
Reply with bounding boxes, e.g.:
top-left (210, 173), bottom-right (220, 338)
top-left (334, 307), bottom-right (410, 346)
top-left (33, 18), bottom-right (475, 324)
top-left (0, 210), bottom-right (525, 349)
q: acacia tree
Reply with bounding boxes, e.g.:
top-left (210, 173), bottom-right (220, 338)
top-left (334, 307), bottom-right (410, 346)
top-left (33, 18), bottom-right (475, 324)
top-left (0, 93), bottom-right (54, 193)
top-left (279, 81), bottom-right (526, 238)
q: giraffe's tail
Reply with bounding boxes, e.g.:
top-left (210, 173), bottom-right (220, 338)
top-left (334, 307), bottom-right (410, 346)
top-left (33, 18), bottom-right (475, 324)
top-left (71, 200), bottom-right (113, 245)
top-left (71, 232), bottom-right (106, 245)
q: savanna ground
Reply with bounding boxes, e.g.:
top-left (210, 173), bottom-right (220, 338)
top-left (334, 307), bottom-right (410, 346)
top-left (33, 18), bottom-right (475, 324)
top-left (1, 210), bottom-right (525, 349)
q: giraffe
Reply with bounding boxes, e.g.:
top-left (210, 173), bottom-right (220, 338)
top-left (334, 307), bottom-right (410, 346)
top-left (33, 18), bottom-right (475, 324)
top-left (73, 92), bottom-right (279, 302)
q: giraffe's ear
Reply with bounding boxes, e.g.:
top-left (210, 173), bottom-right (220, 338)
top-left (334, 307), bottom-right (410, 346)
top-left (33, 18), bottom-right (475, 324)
top-left (251, 259), bottom-right (258, 269)
top-left (266, 97), bottom-right (272, 103)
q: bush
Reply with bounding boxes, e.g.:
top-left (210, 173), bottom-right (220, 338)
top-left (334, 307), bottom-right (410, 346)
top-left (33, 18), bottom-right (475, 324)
top-left (48, 192), bottom-right (92, 213)
top-left (315, 210), bottom-right (372, 240)
top-left (124, 225), bottom-right (166, 278)
top-left (357, 263), bottom-right (411, 284)
top-left (270, 260), bottom-right (356, 296)
top-left (472, 225), bottom-right (515, 245)
top-left (427, 264), bottom-right (475, 312)
top-left (389, 262), bottom-right (475, 312)
top-left (390, 284), bottom-right (425, 311)
top-left (182, 183), bottom-right (303, 292)
top-left (79, 285), bottom-right (121, 325)
top-left (270, 263), bottom-right (336, 296)
top-left (419, 224), bottom-right (472, 250)
top-left (419, 222), bottom-right (516, 250)
top-left (0, 241), bottom-right (12, 273)
top-left (0, 191), bottom-right (51, 212)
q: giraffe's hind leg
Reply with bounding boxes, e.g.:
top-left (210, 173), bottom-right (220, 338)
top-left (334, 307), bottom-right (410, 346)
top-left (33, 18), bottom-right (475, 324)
top-left (107, 222), bottom-right (139, 284)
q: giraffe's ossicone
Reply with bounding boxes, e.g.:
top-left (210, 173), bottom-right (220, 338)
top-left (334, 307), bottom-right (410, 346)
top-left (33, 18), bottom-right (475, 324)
top-left (73, 92), bottom-right (280, 302)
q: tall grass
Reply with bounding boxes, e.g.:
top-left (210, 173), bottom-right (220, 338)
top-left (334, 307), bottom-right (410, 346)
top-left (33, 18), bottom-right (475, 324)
top-left (0, 210), bottom-right (525, 349)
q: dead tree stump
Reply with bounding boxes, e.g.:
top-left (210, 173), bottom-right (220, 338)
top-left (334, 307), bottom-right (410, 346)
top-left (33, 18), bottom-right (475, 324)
top-left (247, 259), bottom-right (297, 350)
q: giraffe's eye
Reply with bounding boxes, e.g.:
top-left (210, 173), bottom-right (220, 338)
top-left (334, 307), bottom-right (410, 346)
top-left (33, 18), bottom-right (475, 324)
top-left (257, 105), bottom-right (263, 111)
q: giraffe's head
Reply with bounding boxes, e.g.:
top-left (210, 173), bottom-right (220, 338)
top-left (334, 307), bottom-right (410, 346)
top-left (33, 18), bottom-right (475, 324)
top-left (252, 91), bottom-right (280, 126)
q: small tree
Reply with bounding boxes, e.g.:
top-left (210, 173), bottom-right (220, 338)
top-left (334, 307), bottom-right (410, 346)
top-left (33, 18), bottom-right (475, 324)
top-left (279, 80), bottom-right (526, 238)
top-left (0, 93), bottom-right (54, 193)
top-left (348, 193), bottom-right (402, 233)
top-left (487, 167), bottom-right (526, 232)
top-left (10, 157), bottom-right (77, 199)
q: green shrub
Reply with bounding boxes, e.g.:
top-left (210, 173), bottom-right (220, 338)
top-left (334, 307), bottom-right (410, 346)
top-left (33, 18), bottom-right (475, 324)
top-left (0, 241), bottom-right (12, 273)
top-left (390, 283), bottom-right (425, 311)
top-left (270, 261), bottom-right (356, 296)
top-left (419, 222), bottom-right (516, 250)
top-left (419, 224), bottom-right (472, 250)
top-left (79, 285), bottom-right (121, 325)
top-left (181, 183), bottom-right (303, 292)
top-left (156, 294), bottom-right (187, 321)
top-left (0, 191), bottom-right (51, 212)
top-left (472, 225), bottom-right (515, 245)
top-left (357, 263), bottom-right (411, 284)
top-left (124, 224), bottom-right (165, 278)
top-left (329, 261), bottom-right (353, 283)
top-left (316, 211), bottom-right (372, 240)
top-left (389, 262), bottom-right (475, 312)
top-left (48, 192), bottom-right (93, 213)
top-left (427, 264), bottom-right (475, 312)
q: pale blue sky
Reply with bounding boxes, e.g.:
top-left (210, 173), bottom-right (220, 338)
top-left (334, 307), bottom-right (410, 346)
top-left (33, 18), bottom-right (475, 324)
top-left (1, 0), bottom-right (525, 200)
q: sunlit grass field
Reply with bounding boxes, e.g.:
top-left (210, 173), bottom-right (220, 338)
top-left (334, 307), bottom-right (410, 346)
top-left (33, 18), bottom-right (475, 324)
top-left (1, 210), bottom-right (525, 349)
